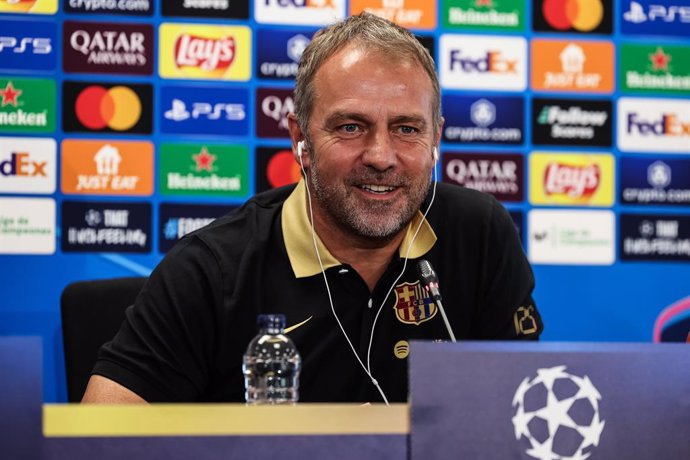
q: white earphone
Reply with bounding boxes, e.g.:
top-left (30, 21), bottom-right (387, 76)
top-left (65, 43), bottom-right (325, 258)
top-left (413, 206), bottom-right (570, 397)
top-left (297, 140), bottom-right (305, 159)
top-left (433, 146), bottom-right (439, 162)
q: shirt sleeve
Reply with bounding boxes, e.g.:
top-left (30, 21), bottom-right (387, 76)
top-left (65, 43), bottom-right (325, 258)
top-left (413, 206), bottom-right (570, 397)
top-left (478, 198), bottom-right (543, 340)
top-left (92, 235), bottom-right (223, 402)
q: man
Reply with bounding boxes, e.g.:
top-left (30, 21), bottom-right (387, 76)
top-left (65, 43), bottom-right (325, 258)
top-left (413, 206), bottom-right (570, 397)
top-left (83, 13), bottom-right (542, 404)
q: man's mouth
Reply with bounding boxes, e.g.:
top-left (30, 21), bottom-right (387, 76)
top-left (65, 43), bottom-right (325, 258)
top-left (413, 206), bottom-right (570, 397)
top-left (359, 184), bottom-right (397, 194)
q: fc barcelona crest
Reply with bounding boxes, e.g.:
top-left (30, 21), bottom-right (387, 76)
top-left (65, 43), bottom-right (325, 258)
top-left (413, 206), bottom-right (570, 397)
top-left (394, 281), bottom-right (437, 325)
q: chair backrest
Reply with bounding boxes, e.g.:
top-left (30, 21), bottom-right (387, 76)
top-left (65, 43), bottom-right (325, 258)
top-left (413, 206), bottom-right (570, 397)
top-left (60, 277), bottom-right (147, 402)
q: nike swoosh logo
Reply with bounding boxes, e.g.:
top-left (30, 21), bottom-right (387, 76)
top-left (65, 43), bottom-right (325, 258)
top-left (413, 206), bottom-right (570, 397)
top-left (285, 316), bottom-right (313, 334)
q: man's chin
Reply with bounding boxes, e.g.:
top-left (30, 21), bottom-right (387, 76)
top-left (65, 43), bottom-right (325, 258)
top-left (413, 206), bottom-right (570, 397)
top-left (346, 213), bottom-right (409, 240)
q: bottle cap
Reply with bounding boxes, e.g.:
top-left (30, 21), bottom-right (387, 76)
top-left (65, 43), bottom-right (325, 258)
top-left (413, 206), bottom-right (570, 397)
top-left (257, 314), bottom-right (286, 331)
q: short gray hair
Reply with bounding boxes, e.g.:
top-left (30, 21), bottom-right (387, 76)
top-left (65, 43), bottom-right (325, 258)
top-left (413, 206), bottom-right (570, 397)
top-left (293, 12), bottom-right (441, 138)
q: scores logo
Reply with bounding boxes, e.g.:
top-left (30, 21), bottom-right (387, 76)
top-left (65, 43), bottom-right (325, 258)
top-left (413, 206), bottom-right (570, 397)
top-left (159, 24), bottom-right (250, 81)
top-left (534, 0), bottom-right (612, 34)
top-left (63, 81), bottom-right (152, 134)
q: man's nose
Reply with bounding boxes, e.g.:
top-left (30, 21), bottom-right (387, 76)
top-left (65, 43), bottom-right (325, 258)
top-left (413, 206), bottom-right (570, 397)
top-left (361, 130), bottom-right (396, 171)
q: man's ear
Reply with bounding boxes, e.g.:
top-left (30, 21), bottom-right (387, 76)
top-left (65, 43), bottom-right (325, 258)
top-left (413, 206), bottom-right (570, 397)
top-left (288, 114), bottom-right (311, 169)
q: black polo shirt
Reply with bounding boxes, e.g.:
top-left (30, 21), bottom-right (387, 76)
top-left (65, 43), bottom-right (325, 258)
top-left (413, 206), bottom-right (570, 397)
top-left (94, 180), bottom-right (542, 403)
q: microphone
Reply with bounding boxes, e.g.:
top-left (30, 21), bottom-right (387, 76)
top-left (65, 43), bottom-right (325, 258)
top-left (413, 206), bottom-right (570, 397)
top-left (416, 259), bottom-right (457, 343)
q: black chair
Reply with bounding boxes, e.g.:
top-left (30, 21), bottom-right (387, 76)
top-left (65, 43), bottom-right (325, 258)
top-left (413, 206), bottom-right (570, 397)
top-left (60, 277), bottom-right (147, 402)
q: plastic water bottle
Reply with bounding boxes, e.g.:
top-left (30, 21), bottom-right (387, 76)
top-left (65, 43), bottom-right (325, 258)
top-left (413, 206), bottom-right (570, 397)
top-left (242, 314), bottom-right (301, 404)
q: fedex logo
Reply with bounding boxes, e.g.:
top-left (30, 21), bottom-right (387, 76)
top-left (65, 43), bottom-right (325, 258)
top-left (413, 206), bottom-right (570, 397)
top-left (262, 0), bottom-right (334, 7)
top-left (0, 137), bottom-right (56, 194)
top-left (627, 113), bottom-right (690, 136)
top-left (0, 152), bottom-right (46, 177)
top-left (448, 50), bottom-right (517, 74)
top-left (440, 34), bottom-right (526, 91)
top-left (256, 0), bottom-right (345, 25)
top-left (618, 98), bottom-right (690, 153)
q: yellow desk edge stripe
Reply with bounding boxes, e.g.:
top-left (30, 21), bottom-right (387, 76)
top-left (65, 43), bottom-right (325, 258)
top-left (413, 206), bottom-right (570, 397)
top-left (43, 403), bottom-right (410, 437)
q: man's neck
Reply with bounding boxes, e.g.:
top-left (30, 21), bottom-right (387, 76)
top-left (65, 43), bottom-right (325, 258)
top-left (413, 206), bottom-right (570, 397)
top-left (311, 211), bottom-right (406, 292)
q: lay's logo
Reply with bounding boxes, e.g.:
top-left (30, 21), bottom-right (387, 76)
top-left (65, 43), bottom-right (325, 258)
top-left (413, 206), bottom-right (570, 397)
top-left (160, 24), bottom-right (250, 81)
top-left (544, 162), bottom-right (600, 199)
top-left (0, 0), bottom-right (57, 14)
top-left (255, 0), bottom-right (345, 25)
top-left (174, 34), bottom-right (235, 72)
top-left (530, 152), bottom-right (614, 206)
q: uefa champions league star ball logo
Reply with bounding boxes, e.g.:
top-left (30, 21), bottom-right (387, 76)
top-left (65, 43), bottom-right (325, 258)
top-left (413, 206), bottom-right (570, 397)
top-left (511, 365), bottom-right (606, 460)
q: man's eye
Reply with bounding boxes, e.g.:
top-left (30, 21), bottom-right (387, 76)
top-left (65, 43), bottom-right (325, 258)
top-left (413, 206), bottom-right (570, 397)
top-left (399, 126), bottom-right (418, 134)
top-left (341, 124), bottom-right (359, 133)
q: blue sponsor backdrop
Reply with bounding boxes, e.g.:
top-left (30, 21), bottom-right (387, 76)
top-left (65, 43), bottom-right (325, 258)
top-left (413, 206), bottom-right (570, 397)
top-left (441, 94), bottom-right (524, 144)
top-left (159, 202), bottom-right (235, 252)
top-left (256, 28), bottom-right (314, 80)
top-left (160, 85), bottom-right (249, 136)
top-left (0, 1), bottom-right (689, 405)
top-left (0, 19), bottom-right (56, 72)
top-left (620, 156), bottom-right (690, 206)
top-left (621, 0), bottom-right (690, 37)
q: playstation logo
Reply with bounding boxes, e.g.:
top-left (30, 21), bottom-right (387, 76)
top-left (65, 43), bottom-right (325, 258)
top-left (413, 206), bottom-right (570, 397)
top-left (470, 99), bottom-right (496, 127)
top-left (624, 1), bottom-right (647, 23)
top-left (164, 99), bottom-right (190, 121)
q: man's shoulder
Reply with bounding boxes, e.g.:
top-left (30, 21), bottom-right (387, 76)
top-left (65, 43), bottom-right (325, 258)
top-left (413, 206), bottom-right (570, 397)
top-left (186, 184), bottom-right (296, 249)
top-left (432, 182), bottom-right (498, 218)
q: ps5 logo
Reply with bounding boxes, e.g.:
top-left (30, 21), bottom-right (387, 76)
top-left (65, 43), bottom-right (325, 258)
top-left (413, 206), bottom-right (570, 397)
top-left (623, 1), bottom-right (690, 24)
top-left (0, 36), bottom-right (52, 54)
top-left (164, 99), bottom-right (246, 121)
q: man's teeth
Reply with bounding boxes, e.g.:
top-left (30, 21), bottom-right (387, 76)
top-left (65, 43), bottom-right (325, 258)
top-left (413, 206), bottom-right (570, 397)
top-left (361, 184), bottom-right (395, 193)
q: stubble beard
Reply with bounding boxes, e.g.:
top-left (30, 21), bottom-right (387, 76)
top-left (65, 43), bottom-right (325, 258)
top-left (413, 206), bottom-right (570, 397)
top-left (308, 161), bottom-right (431, 240)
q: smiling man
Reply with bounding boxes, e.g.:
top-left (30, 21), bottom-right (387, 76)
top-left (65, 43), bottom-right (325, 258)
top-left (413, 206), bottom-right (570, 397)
top-left (83, 13), bottom-right (542, 404)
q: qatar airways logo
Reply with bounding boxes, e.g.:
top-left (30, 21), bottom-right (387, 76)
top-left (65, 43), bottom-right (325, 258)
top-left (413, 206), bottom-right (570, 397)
top-left (544, 163), bottom-right (600, 198)
top-left (174, 34), bottom-right (235, 71)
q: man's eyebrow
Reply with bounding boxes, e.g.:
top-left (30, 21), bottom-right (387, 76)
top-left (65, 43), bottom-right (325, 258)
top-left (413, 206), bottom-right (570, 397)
top-left (389, 115), bottom-right (428, 128)
top-left (324, 111), bottom-right (371, 125)
top-left (324, 112), bottom-right (428, 128)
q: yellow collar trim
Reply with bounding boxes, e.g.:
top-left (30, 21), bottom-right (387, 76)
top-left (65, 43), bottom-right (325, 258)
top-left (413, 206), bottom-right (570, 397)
top-left (282, 179), bottom-right (437, 278)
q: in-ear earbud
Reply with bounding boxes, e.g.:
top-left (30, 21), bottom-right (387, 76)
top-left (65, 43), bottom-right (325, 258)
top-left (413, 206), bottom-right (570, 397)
top-left (433, 146), bottom-right (439, 162)
top-left (297, 140), bottom-right (305, 158)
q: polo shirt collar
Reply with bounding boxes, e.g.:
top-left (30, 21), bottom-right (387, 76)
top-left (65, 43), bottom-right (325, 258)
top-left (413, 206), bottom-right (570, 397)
top-left (282, 179), bottom-right (437, 278)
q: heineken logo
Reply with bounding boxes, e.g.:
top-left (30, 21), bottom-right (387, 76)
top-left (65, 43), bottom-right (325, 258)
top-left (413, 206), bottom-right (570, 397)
top-left (159, 143), bottom-right (248, 197)
top-left (444, 0), bottom-right (524, 30)
top-left (620, 44), bottom-right (690, 94)
top-left (0, 78), bottom-right (55, 133)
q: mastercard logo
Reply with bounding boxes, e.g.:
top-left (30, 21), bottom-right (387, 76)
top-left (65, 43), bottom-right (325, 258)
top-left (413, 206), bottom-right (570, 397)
top-left (542, 0), bottom-right (604, 32)
top-left (266, 150), bottom-right (301, 188)
top-left (75, 86), bottom-right (142, 131)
